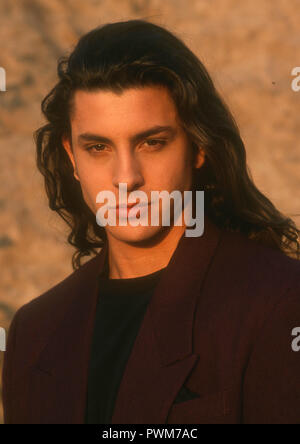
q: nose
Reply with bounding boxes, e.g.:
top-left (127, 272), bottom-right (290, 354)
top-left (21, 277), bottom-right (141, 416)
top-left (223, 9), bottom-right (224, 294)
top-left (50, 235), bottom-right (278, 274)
top-left (112, 151), bottom-right (144, 192)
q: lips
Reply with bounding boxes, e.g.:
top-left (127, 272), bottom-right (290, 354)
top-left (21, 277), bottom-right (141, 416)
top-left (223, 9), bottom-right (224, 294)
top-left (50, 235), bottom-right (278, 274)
top-left (116, 202), bottom-right (148, 209)
top-left (115, 202), bottom-right (149, 219)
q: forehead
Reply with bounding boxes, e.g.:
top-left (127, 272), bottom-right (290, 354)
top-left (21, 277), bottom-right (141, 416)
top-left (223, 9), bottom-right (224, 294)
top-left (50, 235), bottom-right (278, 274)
top-left (69, 85), bottom-right (180, 134)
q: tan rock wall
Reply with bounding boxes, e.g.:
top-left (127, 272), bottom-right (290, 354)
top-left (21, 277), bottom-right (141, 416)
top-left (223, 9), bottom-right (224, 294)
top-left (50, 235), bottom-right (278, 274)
top-left (0, 0), bottom-right (299, 423)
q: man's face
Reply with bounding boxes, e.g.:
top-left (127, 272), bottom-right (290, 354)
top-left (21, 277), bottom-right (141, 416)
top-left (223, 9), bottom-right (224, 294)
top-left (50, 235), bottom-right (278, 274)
top-left (62, 85), bottom-right (205, 245)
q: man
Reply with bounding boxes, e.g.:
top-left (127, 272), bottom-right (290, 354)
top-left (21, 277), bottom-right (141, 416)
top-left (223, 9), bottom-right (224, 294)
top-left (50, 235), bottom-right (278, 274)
top-left (2, 19), bottom-right (300, 424)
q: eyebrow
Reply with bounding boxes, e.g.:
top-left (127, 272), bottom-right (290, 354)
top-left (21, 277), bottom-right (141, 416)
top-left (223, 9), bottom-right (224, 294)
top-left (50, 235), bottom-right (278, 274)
top-left (77, 125), bottom-right (176, 147)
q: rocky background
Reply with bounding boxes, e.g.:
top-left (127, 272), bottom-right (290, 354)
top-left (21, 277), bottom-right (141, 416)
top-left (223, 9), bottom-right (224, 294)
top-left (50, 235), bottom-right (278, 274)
top-left (0, 0), bottom-right (299, 423)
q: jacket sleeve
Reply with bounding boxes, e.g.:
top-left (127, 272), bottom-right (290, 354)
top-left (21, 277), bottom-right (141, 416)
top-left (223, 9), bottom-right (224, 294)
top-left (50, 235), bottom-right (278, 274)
top-left (1, 308), bottom-right (21, 424)
top-left (242, 289), bottom-right (300, 424)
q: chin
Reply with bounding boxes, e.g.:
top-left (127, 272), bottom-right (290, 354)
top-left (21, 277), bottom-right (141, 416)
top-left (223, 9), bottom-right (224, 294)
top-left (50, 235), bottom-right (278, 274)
top-left (105, 224), bottom-right (171, 246)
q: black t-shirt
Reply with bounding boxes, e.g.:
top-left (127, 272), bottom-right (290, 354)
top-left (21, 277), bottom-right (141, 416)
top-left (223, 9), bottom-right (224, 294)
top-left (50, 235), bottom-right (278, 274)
top-left (84, 260), bottom-right (167, 424)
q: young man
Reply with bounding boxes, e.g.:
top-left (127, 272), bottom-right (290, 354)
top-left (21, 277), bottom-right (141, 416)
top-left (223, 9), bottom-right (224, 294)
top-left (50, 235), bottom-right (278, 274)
top-left (2, 20), bottom-right (300, 424)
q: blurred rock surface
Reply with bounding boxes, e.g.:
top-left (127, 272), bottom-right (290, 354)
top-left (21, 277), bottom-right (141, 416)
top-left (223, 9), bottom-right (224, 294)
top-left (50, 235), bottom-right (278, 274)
top-left (0, 0), bottom-right (299, 423)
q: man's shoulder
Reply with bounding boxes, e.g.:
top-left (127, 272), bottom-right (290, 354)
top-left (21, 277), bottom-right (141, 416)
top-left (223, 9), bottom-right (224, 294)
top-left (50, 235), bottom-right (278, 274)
top-left (220, 228), bottom-right (300, 280)
top-left (214, 228), bottom-right (300, 307)
top-left (193, 228), bottom-right (300, 356)
top-left (10, 253), bottom-right (101, 340)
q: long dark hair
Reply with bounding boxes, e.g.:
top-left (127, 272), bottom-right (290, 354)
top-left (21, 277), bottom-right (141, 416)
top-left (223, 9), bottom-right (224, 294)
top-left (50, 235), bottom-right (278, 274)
top-left (35, 19), bottom-right (300, 269)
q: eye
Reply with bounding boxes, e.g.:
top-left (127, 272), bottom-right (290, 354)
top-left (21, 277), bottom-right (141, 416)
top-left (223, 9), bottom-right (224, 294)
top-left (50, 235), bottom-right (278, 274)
top-left (86, 144), bottom-right (107, 153)
top-left (143, 139), bottom-right (166, 148)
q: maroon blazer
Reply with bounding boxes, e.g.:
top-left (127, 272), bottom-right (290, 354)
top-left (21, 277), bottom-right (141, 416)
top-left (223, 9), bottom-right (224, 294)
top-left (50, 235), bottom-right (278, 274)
top-left (2, 216), bottom-right (300, 424)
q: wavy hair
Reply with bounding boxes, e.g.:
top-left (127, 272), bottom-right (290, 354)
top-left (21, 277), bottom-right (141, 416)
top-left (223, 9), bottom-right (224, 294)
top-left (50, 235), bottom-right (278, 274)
top-left (35, 19), bottom-right (300, 269)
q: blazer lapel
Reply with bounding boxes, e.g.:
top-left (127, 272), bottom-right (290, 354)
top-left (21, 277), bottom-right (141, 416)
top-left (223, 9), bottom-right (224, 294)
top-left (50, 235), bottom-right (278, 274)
top-left (28, 215), bottom-right (222, 424)
top-left (28, 244), bottom-right (108, 424)
top-left (111, 215), bottom-right (222, 423)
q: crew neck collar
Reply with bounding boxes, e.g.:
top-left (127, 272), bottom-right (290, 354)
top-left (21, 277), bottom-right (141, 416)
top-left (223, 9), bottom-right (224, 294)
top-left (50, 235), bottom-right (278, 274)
top-left (98, 261), bottom-right (168, 295)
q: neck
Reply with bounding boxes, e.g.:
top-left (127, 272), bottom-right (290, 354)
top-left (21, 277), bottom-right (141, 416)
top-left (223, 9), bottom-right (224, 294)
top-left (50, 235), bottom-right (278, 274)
top-left (105, 224), bottom-right (187, 279)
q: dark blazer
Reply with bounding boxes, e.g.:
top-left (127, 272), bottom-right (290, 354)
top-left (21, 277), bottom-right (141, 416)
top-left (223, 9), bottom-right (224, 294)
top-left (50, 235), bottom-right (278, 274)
top-left (2, 216), bottom-right (300, 424)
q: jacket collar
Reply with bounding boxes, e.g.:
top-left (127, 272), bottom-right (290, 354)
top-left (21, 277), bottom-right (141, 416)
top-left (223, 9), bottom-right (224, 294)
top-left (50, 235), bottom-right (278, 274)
top-left (30, 214), bottom-right (223, 423)
top-left (148, 214), bottom-right (222, 366)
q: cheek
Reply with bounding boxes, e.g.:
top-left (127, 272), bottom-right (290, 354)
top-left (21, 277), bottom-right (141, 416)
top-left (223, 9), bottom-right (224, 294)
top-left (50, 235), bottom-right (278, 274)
top-left (76, 161), bottom-right (109, 213)
top-left (172, 147), bottom-right (194, 189)
top-left (80, 182), bottom-right (98, 214)
top-left (148, 152), bottom-right (193, 192)
top-left (76, 154), bottom-right (105, 185)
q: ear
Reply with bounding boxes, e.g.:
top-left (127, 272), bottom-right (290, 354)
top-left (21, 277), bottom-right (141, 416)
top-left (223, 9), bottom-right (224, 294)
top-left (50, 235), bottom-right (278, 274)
top-left (62, 135), bottom-right (80, 181)
top-left (194, 147), bottom-right (205, 169)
